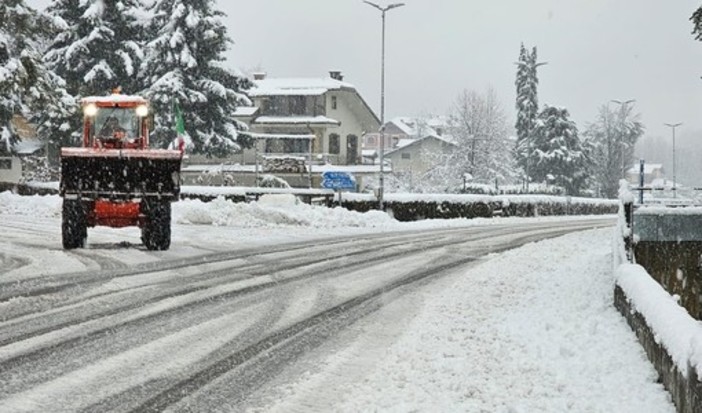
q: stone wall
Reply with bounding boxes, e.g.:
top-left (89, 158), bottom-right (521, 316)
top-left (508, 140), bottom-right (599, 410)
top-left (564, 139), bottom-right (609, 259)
top-left (614, 285), bottom-right (702, 413)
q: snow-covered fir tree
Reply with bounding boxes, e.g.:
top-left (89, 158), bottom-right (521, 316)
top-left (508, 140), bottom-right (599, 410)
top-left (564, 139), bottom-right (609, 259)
top-left (514, 44), bottom-right (546, 180)
top-left (691, 6), bottom-right (702, 42)
top-left (529, 105), bottom-right (591, 195)
top-left (0, 0), bottom-right (72, 153)
top-left (141, 0), bottom-right (252, 156)
top-left (584, 103), bottom-right (644, 198)
top-left (43, 0), bottom-right (145, 97)
top-left (41, 0), bottom-right (147, 153)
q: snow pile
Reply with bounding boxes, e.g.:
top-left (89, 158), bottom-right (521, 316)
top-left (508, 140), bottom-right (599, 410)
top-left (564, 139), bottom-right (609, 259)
top-left (616, 264), bottom-right (702, 378)
top-left (618, 179), bottom-right (635, 205)
top-left (613, 181), bottom-right (632, 267)
top-left (636, 205), bottom-right (702, 216)
top-left (173, 194), bottom-right (397, 228)
top-left (0, 192), bottom-right (61, 217)
top-left (316, 229), bottom-right (672, 412)
top-left (0, 192), bottom-right (396, 229)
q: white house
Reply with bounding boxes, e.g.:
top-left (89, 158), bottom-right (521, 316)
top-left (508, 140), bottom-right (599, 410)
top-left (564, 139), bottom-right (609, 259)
top-left (362, 115), bottom-right (450, 158)
top-left (626, 163), bottom-right (664, 186)
top-left (183, 72), bottom-right (382, 188)
top-left (385, 134), bottom-right (457, 178)
top-left (241, 71), bottom-right (380, 167)
top-left (0, 116), bottom-right (45, 185)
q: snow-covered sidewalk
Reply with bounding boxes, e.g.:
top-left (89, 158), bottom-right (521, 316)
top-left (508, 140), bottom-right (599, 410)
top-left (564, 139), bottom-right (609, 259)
top-left (261, 229), bottom-right (674, 413)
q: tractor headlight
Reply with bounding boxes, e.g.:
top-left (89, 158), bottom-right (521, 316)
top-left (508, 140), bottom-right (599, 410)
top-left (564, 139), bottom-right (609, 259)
top-left (84, 103), bottom-right (98, 117)
top-left (135, 105), bottom-right (148, 117)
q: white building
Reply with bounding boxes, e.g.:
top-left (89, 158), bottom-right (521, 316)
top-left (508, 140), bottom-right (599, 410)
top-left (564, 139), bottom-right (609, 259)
top-left (184, 72), bottom-right (382, 188)
top-left (240, 71), bottom-right (380, 167)
top-left (385, 134), bottom-right (457, 177)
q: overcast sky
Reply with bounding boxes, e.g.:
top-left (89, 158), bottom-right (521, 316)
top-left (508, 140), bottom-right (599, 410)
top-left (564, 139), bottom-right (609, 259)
top-left (27, 0), bottom-right (702, 139)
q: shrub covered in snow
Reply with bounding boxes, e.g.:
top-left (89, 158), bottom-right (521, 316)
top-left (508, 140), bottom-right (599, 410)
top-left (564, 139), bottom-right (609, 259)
top-left (341, 193), bottom-right (617, 221)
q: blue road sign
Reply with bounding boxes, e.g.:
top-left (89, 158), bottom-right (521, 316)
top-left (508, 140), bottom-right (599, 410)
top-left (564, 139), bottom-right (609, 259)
top-left (321, 171), bottom-right (356, 190)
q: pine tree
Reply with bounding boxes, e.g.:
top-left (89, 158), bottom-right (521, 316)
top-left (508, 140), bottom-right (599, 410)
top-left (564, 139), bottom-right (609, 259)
top-left (0, 0), bottom-right (71, 153)
top-left (514, 44), bottom-right (546, 182)
top-left (141, 0), bottom-right (252, 156)
top-left (43, 0), bottom-right (145, 97)
top-left (529, 105), bottom-right (591, 195)
top-left (584, 103), bottom-right (644, 198)
top-left (691, 6), bottom-right (702, 41)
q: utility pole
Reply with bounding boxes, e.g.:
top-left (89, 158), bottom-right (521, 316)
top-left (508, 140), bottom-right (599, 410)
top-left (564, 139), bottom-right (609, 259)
top-left (363, 1), bottom-right (405, 210)
top-left (664, 122), bottom-right (683, 197)
top-left (610, 99), bottom-right (635, 179)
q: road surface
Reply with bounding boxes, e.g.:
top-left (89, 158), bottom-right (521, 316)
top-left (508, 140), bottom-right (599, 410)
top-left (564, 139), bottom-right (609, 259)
top-left (0, 215), bottom-right (612, 412)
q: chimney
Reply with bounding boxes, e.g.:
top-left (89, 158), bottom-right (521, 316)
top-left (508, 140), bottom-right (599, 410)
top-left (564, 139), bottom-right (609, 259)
top-left (253, 72), bottom-right (267, 81)
top-left (329, 71), bottom-right (343, 81)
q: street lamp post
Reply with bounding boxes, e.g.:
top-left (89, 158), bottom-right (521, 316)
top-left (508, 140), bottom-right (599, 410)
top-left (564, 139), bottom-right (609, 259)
top-left (363, 1), bottom-right (405, 210)
top-left (664, 122), bottom-right (683, 197)
top-left (610, 99), bottom-right (635, 179)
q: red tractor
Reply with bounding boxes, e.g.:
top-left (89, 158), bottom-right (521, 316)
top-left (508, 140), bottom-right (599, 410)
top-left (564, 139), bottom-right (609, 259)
top-left (60, 91), bottom-right (183, 250)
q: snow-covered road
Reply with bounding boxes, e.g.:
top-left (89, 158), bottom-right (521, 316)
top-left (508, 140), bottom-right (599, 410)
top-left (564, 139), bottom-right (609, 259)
top-left (0, 194), bottom-right (673, 412)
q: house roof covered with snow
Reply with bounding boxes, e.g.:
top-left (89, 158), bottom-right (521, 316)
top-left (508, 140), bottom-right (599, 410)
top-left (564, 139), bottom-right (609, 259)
top-left (81, 94), bottom-right (147, 104)
top-left (385, 134), bottom-right (457, 156)
top-left (252, 116), bottom-right (341, 126)
top-left (386, 116), bottom-right (450, 138)
top-left (233, 106), bottom-right (259, 117)
top-left (627, 163), bottom-right (663, 175)
top-left (248, 77), bottom-right (356, 97)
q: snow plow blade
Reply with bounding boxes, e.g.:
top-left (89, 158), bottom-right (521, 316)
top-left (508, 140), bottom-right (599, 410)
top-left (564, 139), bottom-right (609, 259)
top-left (60, 148), bottom-right (182, 200)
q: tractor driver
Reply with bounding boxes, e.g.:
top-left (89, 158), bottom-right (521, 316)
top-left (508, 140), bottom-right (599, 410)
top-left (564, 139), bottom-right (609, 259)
top-left (99, 116), bottom-right (127, 141)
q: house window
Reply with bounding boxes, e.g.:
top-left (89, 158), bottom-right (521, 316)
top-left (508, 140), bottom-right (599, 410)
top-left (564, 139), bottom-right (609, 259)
top-left (366, 136), bottom-right (376, 146)
top-left (329, 134), bottom-right (340, 154)
top-left (0, 158), bottom-right (11, 169)
top-left (401, 153), bottom-right (411, 160)
top-left (289, 96), bottom-right (306, 115)
top-left (331, 95), bottom-right (337, 110)
top-left (347, 134), bottom-right (358, 165)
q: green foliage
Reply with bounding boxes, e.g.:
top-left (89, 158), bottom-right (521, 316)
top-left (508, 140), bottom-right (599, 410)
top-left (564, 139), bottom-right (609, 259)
top-left (529, 106), bottom-right (592, 196)
top-left (141, 0), bottom-right (252, 155)
top-left (0, 0), bottom-right (71, 152)
top-left (691, 5), bottom-right (702, 41)
top-left (44, 0), bottom-right (145, 97)
top-left (514, 44), bottom-right (545, 176)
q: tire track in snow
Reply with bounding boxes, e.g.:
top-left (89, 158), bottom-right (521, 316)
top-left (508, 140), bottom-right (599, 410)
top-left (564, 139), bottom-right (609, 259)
top-left (0, 219), bottom-right (612, 411)
top-left (0, 224), bottom-right (535, 350)
top-left (0, 228), bottom-right (493, 356)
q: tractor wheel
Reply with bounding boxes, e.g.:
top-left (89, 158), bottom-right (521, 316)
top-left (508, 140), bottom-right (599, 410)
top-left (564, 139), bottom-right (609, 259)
top-left (143, 201), bottom-right (171, 251)
top-left (62, 199), bottom-right (87, 249)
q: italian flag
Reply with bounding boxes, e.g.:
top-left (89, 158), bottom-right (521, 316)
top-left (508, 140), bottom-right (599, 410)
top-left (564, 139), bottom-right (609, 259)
top-left (171, 99), bottom-right (190, 152)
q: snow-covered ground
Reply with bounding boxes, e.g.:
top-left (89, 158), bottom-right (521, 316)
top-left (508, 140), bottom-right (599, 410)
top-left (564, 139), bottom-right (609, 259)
top-left (0, 192), bottom-right (673, 411)
top-left (248, 229), bottom-right (673, 413)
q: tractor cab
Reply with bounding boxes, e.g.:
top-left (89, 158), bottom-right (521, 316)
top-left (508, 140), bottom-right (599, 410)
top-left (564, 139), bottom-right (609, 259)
top-left (82, 92), bottom-right (150, 150)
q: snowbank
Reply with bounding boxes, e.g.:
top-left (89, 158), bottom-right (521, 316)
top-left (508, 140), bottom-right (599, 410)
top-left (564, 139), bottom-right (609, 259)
top-left (262, 229), bottom-right (673, 412)
top-left (173, 194), bottom-right (397, 229)
top-left (0, 192), bottom-right (61, 217)
top-left (0, 192), bottom-right (397, 229)
top-left (616, 264), bottom-right (702, 378)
